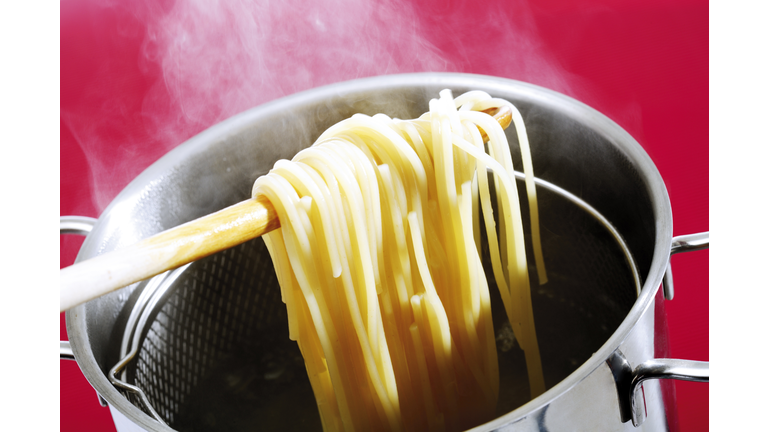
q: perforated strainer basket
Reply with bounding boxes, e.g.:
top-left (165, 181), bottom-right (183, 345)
top-left (63, 73), bottom-right (708, 432)
top-left (102, 173), bottom-right (639, 431)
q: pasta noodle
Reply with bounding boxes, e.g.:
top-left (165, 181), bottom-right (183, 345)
top-left (254, 90), bottom-right (546, 432)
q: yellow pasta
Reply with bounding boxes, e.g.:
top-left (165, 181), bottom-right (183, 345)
top-left (253, 90), bottom-right (546, 432)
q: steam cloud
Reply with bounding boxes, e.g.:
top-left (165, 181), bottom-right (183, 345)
top-left (63, 0), bottom-right (572, 212)
top-left (139, 0), bottom-right (451, 142)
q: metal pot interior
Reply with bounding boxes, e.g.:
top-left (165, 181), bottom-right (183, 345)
top-left (69, 74), bottom-right (663, 431)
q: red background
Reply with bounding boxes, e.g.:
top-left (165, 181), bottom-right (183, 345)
top-left (60, 0), bottom-right (708, 430)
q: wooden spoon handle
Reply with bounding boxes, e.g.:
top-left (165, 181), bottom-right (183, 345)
top-left (60, 106), bottom-right (511, 312)
top-left (60, 196), bottom-right (279, 311)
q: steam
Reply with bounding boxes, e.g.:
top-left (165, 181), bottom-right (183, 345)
top-left (137, 0), bottom-right (450, 143)
top-left (63, 0), bottom-right (574, 212)
top-left (412, 0), bottom-right (574, 92)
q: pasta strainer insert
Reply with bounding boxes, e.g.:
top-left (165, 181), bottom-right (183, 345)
top-left (107, 172), bottom-right (641, 432)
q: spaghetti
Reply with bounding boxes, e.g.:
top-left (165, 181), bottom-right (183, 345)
top-left (253, 90), bottom-right (545, 432)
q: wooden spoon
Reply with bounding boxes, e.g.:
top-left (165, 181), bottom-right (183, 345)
top-left (60, 106), bottom-right (513, 312)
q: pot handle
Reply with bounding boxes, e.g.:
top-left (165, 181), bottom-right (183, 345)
top-left (662, 231), bottom-right (709, 300)
top-left (611, 231), bottom-right (710, 427)
top-left (608, 352), bottom-right (710, 428)
top-left (61, 340), bottom-right (75, 360)
top-left (60, 215), bottom-right (98, 360)
top-left (629, 358), bottom-right (708, 427)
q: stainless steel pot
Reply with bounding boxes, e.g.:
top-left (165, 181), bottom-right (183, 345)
top-left (61, 73), bottom-right (708, 431)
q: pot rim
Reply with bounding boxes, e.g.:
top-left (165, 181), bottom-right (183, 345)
top-left (66, 72), bottom-right (673, 431)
